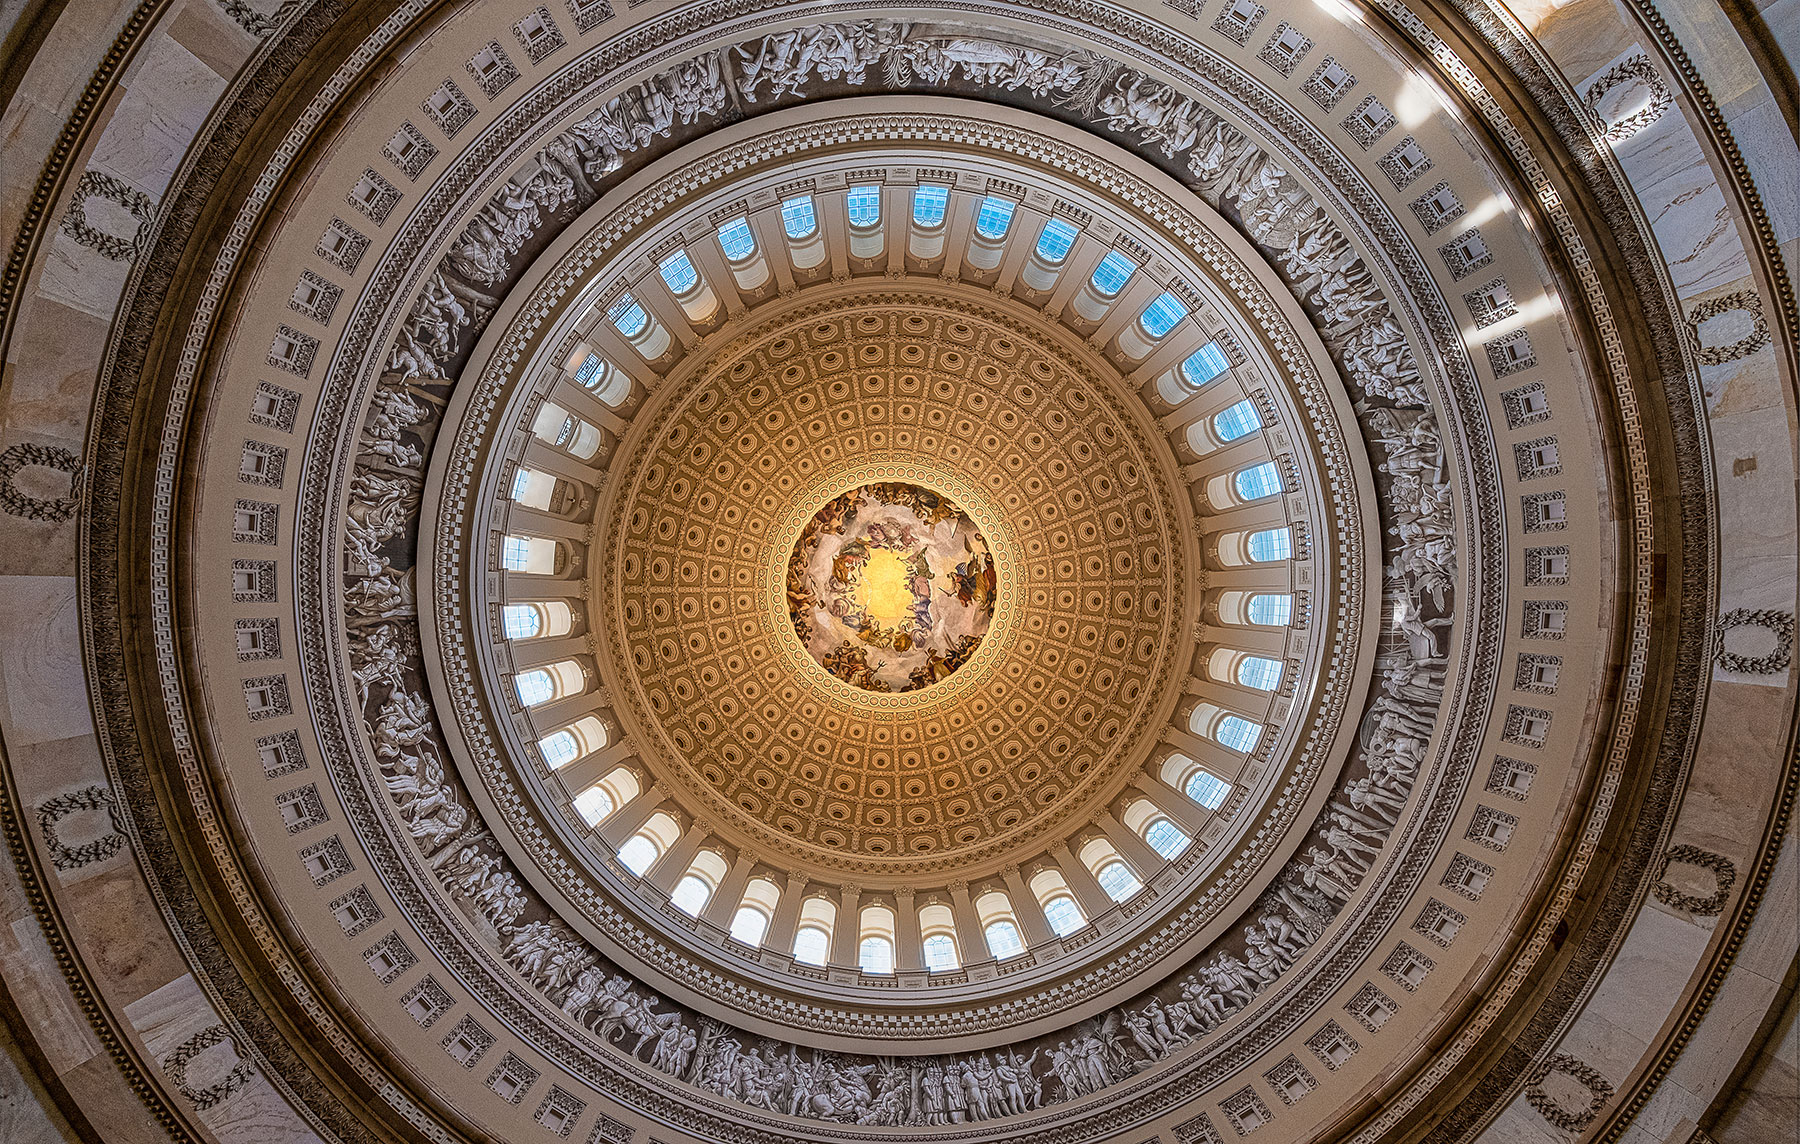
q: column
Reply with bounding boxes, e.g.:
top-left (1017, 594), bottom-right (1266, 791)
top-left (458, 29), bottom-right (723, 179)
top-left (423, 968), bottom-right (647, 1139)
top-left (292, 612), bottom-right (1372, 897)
top-left (1001, 865), bottom-right (1055, 947)
top-left (1130, 770), bottom-right (1210, 835)
top-left (646, 819), bottom-right (711, 894)
top-left (700, 849), bottom-right (760, 929)
top-left (894, 887), bottom-right (922, 972)
top-left (597, 782), bottom-right (668, 849)
top-left (947, 881), bottom-right (986, 963)
top-left (1094, 810), bottom-right (1165, 876)
top-left (1051, 842), bottom-right (1114, 922)
top-left (763, 872), bottom-right (810, 955)
top-left (937, 188), bottom-right (979, 280)
top-left (830, 884), bottom-right (863, 967)
top-left (993, 205), bottom-right (1047, 293)
top-left (555, 740), bottom-right (631, 799)
top-left (746, 201), bottom-right (796, 293)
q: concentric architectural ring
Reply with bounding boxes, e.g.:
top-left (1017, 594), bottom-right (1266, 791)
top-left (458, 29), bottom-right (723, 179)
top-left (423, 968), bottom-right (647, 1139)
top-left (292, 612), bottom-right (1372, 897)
top-left (0, 2), bottom-right (1792, 1143)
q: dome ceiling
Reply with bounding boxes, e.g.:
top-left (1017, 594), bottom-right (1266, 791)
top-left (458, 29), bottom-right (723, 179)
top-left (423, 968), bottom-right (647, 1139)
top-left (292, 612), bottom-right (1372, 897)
top-left (0, 2), bottom-right (1792, 1144)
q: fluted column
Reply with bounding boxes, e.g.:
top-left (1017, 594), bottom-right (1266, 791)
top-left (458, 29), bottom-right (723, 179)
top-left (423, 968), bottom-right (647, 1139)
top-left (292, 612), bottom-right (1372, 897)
top-left (647, 819), bottom-right (711, 893)
top-left (764, 872), bottom-right (810, 954)
top-left (947, 881), bottom-right (985, 962)
top-left (1002, 864), bottom-right (1055, 946)
top-left (1094, 810), bottom-right (1165, 876)
top-left (894, 887), bottom-right (922, 971)
top-left (701, 849), bottom-right (760, 929)
top-left (597, 782), bottom-right (667, 849)
top-left (1051, 842), bottom-right (1113, 921)
top-left (830, 883), bottom-right (863, 966)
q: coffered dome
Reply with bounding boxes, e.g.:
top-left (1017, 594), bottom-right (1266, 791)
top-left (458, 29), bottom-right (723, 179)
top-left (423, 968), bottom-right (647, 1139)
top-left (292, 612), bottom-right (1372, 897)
top-left (0, 1), bottom-right (1793, 1143)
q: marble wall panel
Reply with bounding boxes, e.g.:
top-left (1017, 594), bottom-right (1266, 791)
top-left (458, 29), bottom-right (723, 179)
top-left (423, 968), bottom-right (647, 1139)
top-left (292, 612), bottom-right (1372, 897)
top-left (60, 868), bottom-right (190, 1002)
top-left (0, 577), bottom-right (93, 746)
top-left (123, 974), bottom-right (326, 1144)
top-left (0, 916), bottom-right (102, 1073)
top-left (1710, 400), bottom-right (1797, 560)
top-left (56, 1052), bottom-right (170, 1144)
top-left (162, 0), bottom-right (259, 83)
top-left (0, 430), bottom-right (81, 577)
top-left (1677, 684), bottom-right (1794, 853)
top-left (30, 226), bottom-right (136, 323)
top-left (1722, 95), bottom-right (1799, 244)
top-left (1654, 0), bottom-right (1774, 111)
top-left (1503, 0), bottom-right (1637, 83)
top-left (3, 298), bottom-right (110, 445)
top-left (1582, 905), bottom-right (1714, 1043)
top-left (0, 0), bottom-right (139, 239)
top-left (1597, 51), bottom-right (1755, 299)
top-left (0, 1015), bottom-right (77, 1144)
top-left (92, 29), bottom-right (227, 199)
top-left (13, 734), bottom-right (126, 888)
top-left (1478, 1098), bottom-right (1568, 1144)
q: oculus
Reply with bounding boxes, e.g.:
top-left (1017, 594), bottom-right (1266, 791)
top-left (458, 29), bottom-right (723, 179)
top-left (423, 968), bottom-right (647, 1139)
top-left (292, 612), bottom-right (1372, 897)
top-left (786, 483), bottom-right (995, 692)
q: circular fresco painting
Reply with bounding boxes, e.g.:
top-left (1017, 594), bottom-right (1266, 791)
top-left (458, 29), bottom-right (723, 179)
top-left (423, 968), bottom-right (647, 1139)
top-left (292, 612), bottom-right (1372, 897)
top-left (786, 483), bottom-right (997, 693)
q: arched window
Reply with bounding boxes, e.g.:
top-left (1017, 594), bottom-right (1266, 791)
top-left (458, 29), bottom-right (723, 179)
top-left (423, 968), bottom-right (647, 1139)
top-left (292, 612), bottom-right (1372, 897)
top-left (571, 766), bottom-right (637, 827)
top-left (780, 195), bottom-right (817, 239)
top-left (539, 730), bottom-right (578, 769)
top-left (541, 717), bottom-right (606, 773)
top-left (573, 351), bottom-right (607, 387)
top-left (514, 669), bottom-right (555, 707)
top-left (1185, 768), bottom-right (1232, 810)
top-left (657, 250), bottom-right (700, 296)
top-left (1181, 341), bottom-right (1231, 387)
top-left (502, 604), bottom-right (541, 639)
top-left (607, 293), bottom-right (648, 338)
top-left (716, 216), bottom-right (756, 261)
top-left (1214, 399), bottom-right (1262, 442)
top-left (570, 782), bottom-right (612, 825)
top-left (670, 850), bottom-right (728, 916)
top-left (846, 184), bottom-right (881, 228)
top-left (912, 185), bottom-right (949, 227)
top-left (1123, 797), bottom-right (1191, 859)
top-left (858, 905), bottom-right (896, 974)
top-left (984, 918), bottom-right (1025, 958)
top-left (1079, 839), bottom-right (1142, 902)
top-left (1035, 218), bottom-right (1078, 262)
top-left (1236, 655), bottom-right (1283, 691)
top-left (1247, 593), bottom-right (1293, 625)
top-left (1234, 461), bottom-right (1284, 502)
top-left (670, 876), bottom-right (710, 915)
top-left (510, 466), bottom-right (554, 510)
top-left (1096, 860), bottom-right (1142, 901)
top-left (1247, 527), bottom-right (1292, 563)
top-left (974, 196), bottom-right (1016, 239)
top-left (920, 934), bottom-right (956, 971)
top-left (792, 897), bottom-right (836, 966)
top-left (1029, 869), bottom-right (1087, 937)
top-left (1042, 895), bottom-right (1085, 936)
top-left (1089, 250), bottom-right (1138, 296)
top-left (501, 535), bottom-right (557, 574)
top-left (1215, 715), bottom-right (1263, 753)
top-left (729, 877), bottom-right (780, 947)
top-left (616, 812), bottom-right (679, 877)
top-left (1145, 818), bottom-right (1191, 859)
top-left (513, 660), bottom-right (582, 708)
top-left (975, 890), bottom-right (1026, 959)
top-left (918, 903), bottom-right (960, 972)
top-left (1139, 291), bottom-right (1190, 338)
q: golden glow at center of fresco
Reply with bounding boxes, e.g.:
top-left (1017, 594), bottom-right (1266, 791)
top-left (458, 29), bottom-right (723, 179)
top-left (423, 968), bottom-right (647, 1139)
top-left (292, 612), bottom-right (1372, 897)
top-left (856, 549), bottom-right (916, 626)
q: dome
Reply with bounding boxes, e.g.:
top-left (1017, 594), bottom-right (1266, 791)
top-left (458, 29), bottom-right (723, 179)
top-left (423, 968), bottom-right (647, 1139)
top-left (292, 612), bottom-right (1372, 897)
top-left (0, 2), bottom-right (1794, 1143)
